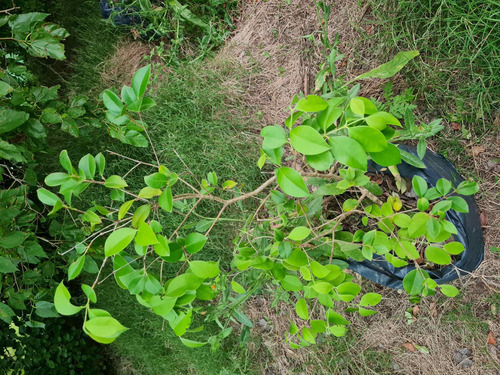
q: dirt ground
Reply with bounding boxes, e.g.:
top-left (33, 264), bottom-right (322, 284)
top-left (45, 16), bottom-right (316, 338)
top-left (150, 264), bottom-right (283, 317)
top-left (220, 0), bottom-right (500, 374)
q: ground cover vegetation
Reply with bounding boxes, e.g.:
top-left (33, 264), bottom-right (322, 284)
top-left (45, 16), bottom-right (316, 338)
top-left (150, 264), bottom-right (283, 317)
top-left (1, 0), bottom-right (498, 374)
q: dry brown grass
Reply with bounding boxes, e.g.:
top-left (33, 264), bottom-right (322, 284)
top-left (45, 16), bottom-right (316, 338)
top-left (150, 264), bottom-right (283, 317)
top-left (221, 0), bottom-right (396, 126)
top-left (100, 39), bottom-right (151, 89)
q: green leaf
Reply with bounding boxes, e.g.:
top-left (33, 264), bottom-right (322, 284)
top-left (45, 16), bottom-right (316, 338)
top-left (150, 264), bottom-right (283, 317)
top-left (288, 226), bottom-right (311, 241)
top-left (104, 228), bottom-right (137, 257)
top-left (426, 218), bottom-right (441, 239)
top-left (436, 178), bottom-right (452, 195)
top-left (348, 126), bottom-right (387, 152)
top-left (261, 125), bottom-right (287, 149)
top-left (311, 261), bottom-right (329, 278)
top-left (349, 98), bottom-right (365, 116)
top-left (329, 136), bottom-right (367, 171)
top-left (443, 242), bottom-right (464, 255)
top-left (369, 143), bottom-right (402, 167)
top-left (159, 187), bottom-right (173, 213)
top-left (144, 172), bottom-right (168, 189)
top-left (0, 108), bottom-right (29, 134)
top-left (138, 187), bottom-right (162, 198)
top-left (0, 302), bottom-right (16, 323)
top-left (54, 282), bottom-right (84, 316)
top-left (447, 196), bottom-right (469, 213)
top-left (231, 280), bottom-right (246, 294)
top-left (401, 150), bottom-right (426, 169)
top-left (0, 231), bottom-right (26, 249)
top-left (68, 255), bottom-right (85, 281)
top-left (360, 293), bottom-right (382, 307)
top-left (280, 275), bottom-right (303, 291)
top-left (45, 172), bottom-right (70, 187)
top-left (0, 256), bottom-right (18, 273)
top-left (440, 285), bottom-right (459, 297)
top-left (326, 309), bottom-right (349, 325)
top-left (456, 181), bottom-right (479, 195)
top-left (365, 111), bottom-right (401, 130)
top-left (425, 246), bottom-right (451, 265)
top-left (402, 269), bottom-right (427, 295)
top-left (131, 65), bottom-right (151, 97)
top-left (295, 95), bottom-right (328, 112)
top-left (135, 222), bottom-right (159, 246)
top-left (393, 213), bottom-right (412, 228)
top-left (312, 281), bottom-right (333, 294)
top-left (408, 212), bottom-right (429, 238)
top-left (78, 154), bottom-right (96, 179)
top-left (131, 204), bottom-right (151, 228)
top-left (121, 85), bottom-right (137, 105)
top-left (118, 200), bottom-right (134, 220)
top-left (287, 250), bottom-right (308, 267)
top-left (166, 273), bottom-right (203, 297)
top-left (336, 282), bottom-right (361, 302)
top-left (306, 151), bottom-right (334, 171)
top-left (317, 106), bottom-right (342, 131)
top-left (233, 310), bottom-right (253, 328)
top-left (290, 126), bottom-right (330, 155)
top-left (37, 188), bottom-right (61, 206)
top-left (59, 150), bottom-right (72, 173)
top-left (81, 284), bottom-right (97, 303)
top-left (185, 233), bottom-right (207, 254)
top-left (354, 50), bottom-right (419, 80)
top-left (189, 261), bottom-right (220, 278)
top-left (150, 295), bottom-right (176, 317)
top-left (84, 316), bottom-right (128, 342)
top-left (102, 90), bottom-right (123, 113)
top-left (276, 167), bottom-right (310, 198)
top-left (0, 81), bottom-right (13, 97)
top-left (180, 338), bottom-right (207, 348)
top-left (296, 299), bottom-right (309, 320)
top-left (0, 140), bottom-right (25, 163)
top-left (104, 175), bottom-right (128, 189)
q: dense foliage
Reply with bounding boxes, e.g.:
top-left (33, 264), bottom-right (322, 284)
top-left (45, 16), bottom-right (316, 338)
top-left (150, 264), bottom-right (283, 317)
top-left (39, 55), bottom-right (477, 349)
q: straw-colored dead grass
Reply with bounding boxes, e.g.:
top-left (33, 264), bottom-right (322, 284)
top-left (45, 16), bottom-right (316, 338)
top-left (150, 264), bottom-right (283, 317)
top-left (221, 0), bottom-right (392, 125)
top-left (100, 39), bottom-right (151, 88)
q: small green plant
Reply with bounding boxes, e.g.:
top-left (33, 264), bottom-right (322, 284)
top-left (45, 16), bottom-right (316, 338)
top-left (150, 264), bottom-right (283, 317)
top-left (37, 51), bottom-right (478, 350)
top-left (107, 0), bottom-right (236, 64)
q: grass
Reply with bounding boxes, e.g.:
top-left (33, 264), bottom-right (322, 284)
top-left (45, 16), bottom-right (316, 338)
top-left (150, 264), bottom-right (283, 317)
top-left (369, 0), bottom-right (499, 127)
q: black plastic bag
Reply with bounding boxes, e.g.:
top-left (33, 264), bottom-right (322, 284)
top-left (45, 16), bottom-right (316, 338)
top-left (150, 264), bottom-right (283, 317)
top-left (99, 0), bottom-right (139, 25)
top-left (347, 145), bottom-right (484, 289)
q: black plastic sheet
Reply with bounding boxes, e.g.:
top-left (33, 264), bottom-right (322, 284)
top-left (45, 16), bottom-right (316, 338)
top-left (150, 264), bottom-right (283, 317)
top-left (99, 0), bottom-right (138, 25)
top-left (347, 145), bottom-right (484, 289)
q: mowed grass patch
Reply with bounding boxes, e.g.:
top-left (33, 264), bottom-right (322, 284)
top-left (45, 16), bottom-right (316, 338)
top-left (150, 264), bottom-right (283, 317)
top-left (369, 0), bottom-right (499, 127)
top-left (90, 59), bottom-right (264, 374)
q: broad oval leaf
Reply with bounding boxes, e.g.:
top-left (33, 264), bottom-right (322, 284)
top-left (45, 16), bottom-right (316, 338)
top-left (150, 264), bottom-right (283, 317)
top-left (295, 95), bottom-right (328, 112)
top-left (276, 167), bottom-right (310, 198)
top-left (54, 282), bottom-right (83, 316)
top-left (290, 126), bottom-right (330, 155)
top-left (329, 136), bottom-right (367, 171)
top-left (104, 228), bottom-right (137, 257)
top-left (348, 126), bottom-right (387, 152)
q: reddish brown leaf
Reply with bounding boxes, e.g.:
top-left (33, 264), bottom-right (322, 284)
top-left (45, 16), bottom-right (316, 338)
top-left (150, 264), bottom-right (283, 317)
top-left (451, 122), bottom-right (461, 131)
top-left (412, 305), bottom-right (420, 316)
top-left (402, 342), bottom-right (415, 352)
top-left (429, 302), bottom-right (438, 317)
top-left (472, 146), bottom-right (486, 157)
top-left (487, 331), bottom-right (497, 345)
top-left (480, 211), bottom-right (488, 226)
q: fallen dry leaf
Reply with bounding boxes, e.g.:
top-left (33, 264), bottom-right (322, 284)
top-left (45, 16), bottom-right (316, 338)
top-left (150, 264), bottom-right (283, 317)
top-left (451, 122), bottom-right (461, 131)
top-left (480, 211), bottom-right (488, 226)
top-left (472, 145), bottom-right (486, 157)
top-left (412, 305), bottom-right (420, 316)
top-left (429, 302), bottom-right (438, 317)
top-left (487, 331), bottom-right (497, 345)
top-left (402, 342), bottom-right (415, 352)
